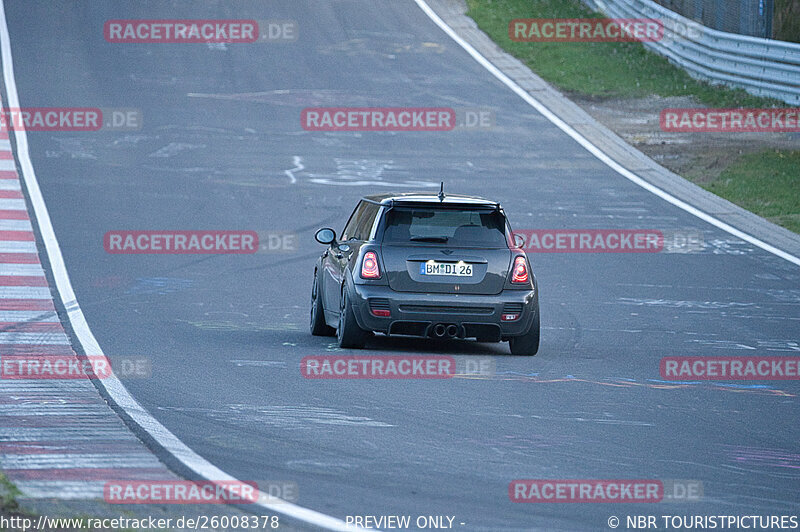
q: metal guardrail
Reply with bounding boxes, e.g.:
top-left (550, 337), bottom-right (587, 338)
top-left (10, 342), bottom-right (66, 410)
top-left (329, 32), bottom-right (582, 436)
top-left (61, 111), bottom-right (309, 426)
top-left (584, 0), bottom-right (800, 105)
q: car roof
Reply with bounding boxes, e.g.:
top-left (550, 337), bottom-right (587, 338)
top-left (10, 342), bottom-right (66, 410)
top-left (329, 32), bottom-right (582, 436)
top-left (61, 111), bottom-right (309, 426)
top-left (363, 192), bottom-right (500, 208)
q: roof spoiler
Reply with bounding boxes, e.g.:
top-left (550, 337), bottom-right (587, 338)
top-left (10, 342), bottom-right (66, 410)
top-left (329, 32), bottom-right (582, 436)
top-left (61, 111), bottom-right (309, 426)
top-left (382, 200), bottom-right (501, 212)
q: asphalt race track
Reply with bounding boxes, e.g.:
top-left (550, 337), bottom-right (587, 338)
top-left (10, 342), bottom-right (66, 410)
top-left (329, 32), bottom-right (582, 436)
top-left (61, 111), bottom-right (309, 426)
top-left (3, 1), bottom-right (799, 530)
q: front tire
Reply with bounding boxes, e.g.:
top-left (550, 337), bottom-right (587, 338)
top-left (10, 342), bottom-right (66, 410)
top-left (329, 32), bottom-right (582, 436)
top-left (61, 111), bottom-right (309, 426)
top-left (509, 311), bottom-right (539, 356)
top-left (337, 287), bottom-right (368, 349)
top-left (310, 271), bottom-right (335, 337)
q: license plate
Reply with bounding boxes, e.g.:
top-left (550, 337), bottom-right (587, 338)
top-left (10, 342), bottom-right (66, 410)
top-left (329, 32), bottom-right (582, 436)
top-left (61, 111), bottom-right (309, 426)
top-left (419, 261), bottom-right (473, 277)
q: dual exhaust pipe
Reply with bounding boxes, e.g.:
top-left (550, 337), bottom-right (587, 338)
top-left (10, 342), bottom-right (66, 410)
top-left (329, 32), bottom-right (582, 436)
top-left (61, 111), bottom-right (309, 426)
top-left (432, 323), bottom-right (460, 338)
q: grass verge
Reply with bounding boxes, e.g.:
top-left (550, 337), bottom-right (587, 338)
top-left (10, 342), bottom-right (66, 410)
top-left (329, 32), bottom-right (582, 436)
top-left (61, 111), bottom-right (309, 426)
top-left (0, 474), bottom-right (138, 531)
top-left (465, 0), bottom-right (785, 108)
top-left (703, 150), bottom-right (800, 234)
top-left (0, 473), bottom-right (22, 514)
top-left (465, 0), bottom-right (799, 234)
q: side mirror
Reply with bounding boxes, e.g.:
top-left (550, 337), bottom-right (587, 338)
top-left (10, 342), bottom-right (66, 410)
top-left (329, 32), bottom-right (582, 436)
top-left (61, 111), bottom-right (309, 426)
top-left (315, 228), bottom-right (336, 245)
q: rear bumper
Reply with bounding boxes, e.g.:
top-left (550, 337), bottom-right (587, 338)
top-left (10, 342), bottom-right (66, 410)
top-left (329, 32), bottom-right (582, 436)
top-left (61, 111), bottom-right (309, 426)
top-left (347, 283), bottom-right (537, 341)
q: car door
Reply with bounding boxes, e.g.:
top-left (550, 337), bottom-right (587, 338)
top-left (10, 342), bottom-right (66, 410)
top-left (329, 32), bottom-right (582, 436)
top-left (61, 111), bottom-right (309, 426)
top-left (324, 201), bottom-right (380, 316)
top-left (322, 201), bottom-right (366, 315)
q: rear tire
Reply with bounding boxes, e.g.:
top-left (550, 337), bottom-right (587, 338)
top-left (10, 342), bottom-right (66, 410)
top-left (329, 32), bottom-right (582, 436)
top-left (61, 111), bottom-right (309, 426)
top-left (337, 288), bottom-right (368, 349)
top-left (509, 311), bottom-right (539, 356)
top-left (310, 272), bottom-right (335, 337)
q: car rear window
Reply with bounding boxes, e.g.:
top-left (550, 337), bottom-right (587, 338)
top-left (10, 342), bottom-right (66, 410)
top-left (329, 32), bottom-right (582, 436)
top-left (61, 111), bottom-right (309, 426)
top-left (382, 207), bottom-right (509, 248)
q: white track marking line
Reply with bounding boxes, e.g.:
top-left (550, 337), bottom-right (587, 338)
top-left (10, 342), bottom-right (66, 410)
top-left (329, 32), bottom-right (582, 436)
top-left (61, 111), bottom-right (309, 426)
top-left (0, 263), bottom-right (44, 276)
top-left (13, 481), bottom-right (109, 499)
top-left (0, 453), bottom-right (164, 469)
top-left (284, 155), bottom-right (303, 184)
top-left (0, 240), bottom-right (36, 252)
top-left (0, 332), bottom-right (70, 344)
top-left (0, 198), bottom-right (25, 209)
top-left (414, 0), bottom-right (800, 267)
top-left (0, 286), bottom-right (52, 299)
top-left (0, 2), bottom-right (366, 530)
top-left (0, 218), bottom-right (31, 229)
top-left (0, 310), bottom-right (58, 321)
top-left (0, 404), bottom-right (114, 413)
top-left (0, 428), bottom-right (136, 441)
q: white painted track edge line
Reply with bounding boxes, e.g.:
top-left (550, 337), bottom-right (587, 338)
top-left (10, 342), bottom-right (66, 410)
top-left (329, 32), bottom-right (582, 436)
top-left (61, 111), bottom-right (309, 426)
top-left (0, 2), bottom-right (365, 530)
top-left (413, 0), bottom-right (800, 267)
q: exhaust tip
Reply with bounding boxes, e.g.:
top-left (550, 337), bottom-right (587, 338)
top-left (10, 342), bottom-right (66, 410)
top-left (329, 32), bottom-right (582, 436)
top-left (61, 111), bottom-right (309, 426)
top-left (446, 324), bottom-right (459, 338)
top-left (433, 324), bottom-right (446, 337)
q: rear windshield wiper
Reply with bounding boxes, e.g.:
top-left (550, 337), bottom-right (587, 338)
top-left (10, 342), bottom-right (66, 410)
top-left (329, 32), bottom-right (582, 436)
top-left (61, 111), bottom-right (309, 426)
top-left (409, 236), bottom-right (449, 243)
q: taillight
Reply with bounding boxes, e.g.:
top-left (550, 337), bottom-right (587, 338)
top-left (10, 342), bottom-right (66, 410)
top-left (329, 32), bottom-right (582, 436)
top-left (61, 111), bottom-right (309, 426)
top-left (511, 256), bottom-right (529, 284)
top-left (361, 251), bottom-right (381, 279)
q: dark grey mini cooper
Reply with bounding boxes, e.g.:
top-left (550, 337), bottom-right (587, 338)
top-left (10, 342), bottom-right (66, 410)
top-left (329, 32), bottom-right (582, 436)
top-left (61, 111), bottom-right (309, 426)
top-left (310, 191), bottom-right (540, 355)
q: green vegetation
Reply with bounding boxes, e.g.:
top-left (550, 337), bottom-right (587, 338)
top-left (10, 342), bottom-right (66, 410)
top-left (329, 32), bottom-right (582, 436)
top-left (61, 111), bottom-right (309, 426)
top-left (466, 0), bottom-right (785, 107)
top-left (466, 0), bottom-right (799, 234)
top-left (704, 150), bottom-right (800, 234)
top-left (773, 0), bottom-right (800, 43)
top-left (0, 474), bottom-right (138, 531)
top-left (0, 473), bottom-right (21, 513)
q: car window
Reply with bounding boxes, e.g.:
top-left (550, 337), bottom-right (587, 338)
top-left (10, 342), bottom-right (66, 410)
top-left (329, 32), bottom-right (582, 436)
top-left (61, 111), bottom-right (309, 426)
top-left (382, 207), bottom-right (508, 248)
top-left (341, 201), bottom-right (367, 240)
top-left (353, 203), bottom-right (380, 241)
